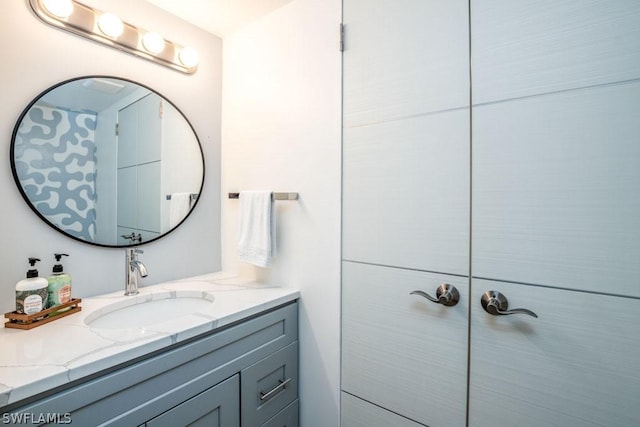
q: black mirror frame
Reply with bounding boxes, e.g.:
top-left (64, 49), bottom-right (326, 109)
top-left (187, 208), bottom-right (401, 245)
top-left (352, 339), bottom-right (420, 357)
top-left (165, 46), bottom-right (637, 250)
top-left (10, 75), bottom-right (205, 248)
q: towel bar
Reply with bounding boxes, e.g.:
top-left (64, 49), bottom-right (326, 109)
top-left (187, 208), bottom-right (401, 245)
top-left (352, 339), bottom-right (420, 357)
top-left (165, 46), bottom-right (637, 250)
top-left (166, 193), bottom-right (199, 201)
top-left (228, 192), bottom-right (298, 200)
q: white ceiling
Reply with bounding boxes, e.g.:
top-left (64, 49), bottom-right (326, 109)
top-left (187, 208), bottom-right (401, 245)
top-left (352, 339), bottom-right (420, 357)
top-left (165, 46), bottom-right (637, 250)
top-left (145, 0), bottom-right (295, 37)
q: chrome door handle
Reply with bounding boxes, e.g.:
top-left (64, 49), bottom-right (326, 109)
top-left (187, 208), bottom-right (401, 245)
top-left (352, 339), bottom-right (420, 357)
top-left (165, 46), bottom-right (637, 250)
top-left (410, 284), bottom-right (460, 307)
top-left (480, 291), bottom-right (538, 318)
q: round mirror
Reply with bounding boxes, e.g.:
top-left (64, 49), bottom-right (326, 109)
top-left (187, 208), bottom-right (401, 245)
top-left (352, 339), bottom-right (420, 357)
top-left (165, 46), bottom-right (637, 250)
top-left (11, 76), bottom-right (204, 247)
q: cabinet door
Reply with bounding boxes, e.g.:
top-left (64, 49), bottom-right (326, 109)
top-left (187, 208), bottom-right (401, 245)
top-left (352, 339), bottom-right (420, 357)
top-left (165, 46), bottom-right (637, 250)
top-left (469, 281), bottom-right (640, 427)
top-left (261, 400), bottom-right (299, 427)
top-left (342, 262), bottom-right (468, 426)
top-left (146, 374), bottom-right (239, 427)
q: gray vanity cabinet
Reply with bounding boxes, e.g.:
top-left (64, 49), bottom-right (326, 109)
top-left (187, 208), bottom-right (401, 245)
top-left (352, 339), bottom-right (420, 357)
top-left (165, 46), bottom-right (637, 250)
top-left (2, 302), bottom-right (298, 426)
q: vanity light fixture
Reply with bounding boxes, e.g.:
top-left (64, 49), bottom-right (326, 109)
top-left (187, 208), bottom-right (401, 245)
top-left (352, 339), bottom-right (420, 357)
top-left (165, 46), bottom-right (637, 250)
top-left (29, 0), bottom-right (199, 74)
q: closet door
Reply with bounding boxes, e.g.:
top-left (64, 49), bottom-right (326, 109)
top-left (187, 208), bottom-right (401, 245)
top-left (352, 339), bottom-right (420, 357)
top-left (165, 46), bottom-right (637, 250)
top-left (469, 1), bottom-right (640, 425)
top-left (341, 0), bottom-right (470, 425)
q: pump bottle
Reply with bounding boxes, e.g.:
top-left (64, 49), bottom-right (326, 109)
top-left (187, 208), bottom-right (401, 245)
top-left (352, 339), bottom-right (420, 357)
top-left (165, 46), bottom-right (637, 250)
top-left (47, 253), bottom-right (72, 308)
top-left (15, 258), bottom-right (49, 314)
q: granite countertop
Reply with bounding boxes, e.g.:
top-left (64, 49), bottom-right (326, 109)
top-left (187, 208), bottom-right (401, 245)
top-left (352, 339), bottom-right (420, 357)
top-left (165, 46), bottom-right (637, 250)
top-left (0, 273), bottom-right (299, 408)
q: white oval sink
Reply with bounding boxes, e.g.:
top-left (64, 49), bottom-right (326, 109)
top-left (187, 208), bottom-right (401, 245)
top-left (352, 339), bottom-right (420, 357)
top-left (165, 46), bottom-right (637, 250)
top-left (85, 292), bottom-right (214, 329)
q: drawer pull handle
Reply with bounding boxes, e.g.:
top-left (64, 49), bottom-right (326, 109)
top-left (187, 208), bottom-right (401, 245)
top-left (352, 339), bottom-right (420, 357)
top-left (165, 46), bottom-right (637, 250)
top-left (481, 291), bottom-right (538, 318)
top-left (410, 284), bottom-right (459, 307)
top-left (260, 378), bottom-right (292, 402)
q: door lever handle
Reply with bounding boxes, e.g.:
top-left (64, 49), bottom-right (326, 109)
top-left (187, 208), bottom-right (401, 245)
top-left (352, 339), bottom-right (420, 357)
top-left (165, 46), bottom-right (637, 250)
top-left (480, 291), bottom-right (538, 318)
top-left (410, 284), bottom-right (460, 307)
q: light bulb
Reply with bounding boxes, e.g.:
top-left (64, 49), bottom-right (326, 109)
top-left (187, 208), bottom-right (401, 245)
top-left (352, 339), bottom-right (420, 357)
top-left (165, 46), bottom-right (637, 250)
top-left (97, 12), bottom-right (124, 38)
top-left (142, 32), bottom-right (165, 54)
top-left (178, 47), bottom-right (199, 68)
top-left (42, 0), bottom-right (74, 18)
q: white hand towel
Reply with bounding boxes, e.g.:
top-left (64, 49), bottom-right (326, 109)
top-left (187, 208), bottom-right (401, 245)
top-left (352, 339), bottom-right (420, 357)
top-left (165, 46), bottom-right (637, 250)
top-left (237, 191), bottom-right (276, 267)
top-left (169, 193), bottom-right (192, 227)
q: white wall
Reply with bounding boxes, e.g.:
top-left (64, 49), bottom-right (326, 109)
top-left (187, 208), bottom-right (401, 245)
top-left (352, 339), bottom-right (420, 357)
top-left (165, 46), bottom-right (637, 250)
top-left (0, 0), bottom-right (222, 313)
top-left (221, 0), bottom-right (342, 425)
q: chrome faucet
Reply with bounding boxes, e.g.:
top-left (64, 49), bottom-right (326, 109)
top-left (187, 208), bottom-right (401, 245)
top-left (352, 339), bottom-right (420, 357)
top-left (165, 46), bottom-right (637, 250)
top-left (125, 248), bottom-right (148, 296)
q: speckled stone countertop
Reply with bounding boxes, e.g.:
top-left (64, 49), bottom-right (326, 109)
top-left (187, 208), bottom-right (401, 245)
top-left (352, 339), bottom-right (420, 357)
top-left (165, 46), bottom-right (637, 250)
top-left (0, 273), bottom-right (299, 407)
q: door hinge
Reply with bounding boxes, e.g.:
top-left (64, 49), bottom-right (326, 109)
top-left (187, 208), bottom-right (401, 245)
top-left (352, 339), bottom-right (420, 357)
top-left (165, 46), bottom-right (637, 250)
top-left (339, 23), bottom-right (345, 52)
top-left (115, 123), bottom-right (119, 136)
top-left (159, 100), bottom-right (164, 118)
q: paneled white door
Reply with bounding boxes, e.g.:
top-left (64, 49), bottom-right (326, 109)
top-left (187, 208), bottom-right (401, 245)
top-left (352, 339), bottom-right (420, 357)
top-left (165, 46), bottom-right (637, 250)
top-left (341, 0), bottom-right (471, 425)
top-left (342, 1), bottom-right (640, 426)
top-left (469, 1), bottom-right (640, 425)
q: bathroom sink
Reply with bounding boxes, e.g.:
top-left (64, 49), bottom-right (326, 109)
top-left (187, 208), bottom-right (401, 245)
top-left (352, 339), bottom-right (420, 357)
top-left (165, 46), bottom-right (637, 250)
top-left (85, 292), bottom-right (214, 329)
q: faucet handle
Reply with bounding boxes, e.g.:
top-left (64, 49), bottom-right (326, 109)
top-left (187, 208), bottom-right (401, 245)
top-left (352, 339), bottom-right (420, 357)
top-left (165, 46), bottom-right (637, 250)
top-left (134, 249), bottom-right (144, 254)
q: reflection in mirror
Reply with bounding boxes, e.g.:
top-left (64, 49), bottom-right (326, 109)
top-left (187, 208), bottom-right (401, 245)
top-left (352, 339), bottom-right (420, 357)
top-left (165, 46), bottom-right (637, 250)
top-left (11, 76), bottom-right (204, 247)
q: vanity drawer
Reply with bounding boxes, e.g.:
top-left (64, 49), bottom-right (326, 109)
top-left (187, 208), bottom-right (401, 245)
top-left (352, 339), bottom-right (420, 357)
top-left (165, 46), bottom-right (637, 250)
top-left (241, 341), bottom-right (298, 426)
top-left (262, 399), bottom-right (299, 427)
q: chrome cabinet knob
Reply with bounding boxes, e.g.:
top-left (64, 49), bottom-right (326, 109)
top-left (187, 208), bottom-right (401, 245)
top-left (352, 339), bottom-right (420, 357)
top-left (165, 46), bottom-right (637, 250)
top-left (410, 284), bottom-right (460, 307)
top-left (480, 291), bottom-right (538, 318)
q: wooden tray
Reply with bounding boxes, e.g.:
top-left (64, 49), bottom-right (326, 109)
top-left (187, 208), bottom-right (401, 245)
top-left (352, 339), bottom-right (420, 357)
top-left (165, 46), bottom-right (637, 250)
top-left (4, 298), bottom-right (82, 330)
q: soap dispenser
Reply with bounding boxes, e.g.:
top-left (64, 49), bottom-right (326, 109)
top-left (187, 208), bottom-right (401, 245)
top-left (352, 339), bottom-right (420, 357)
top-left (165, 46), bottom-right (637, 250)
top-left (15, 258), bottom-right (49, 314)
top-left (47, 253), bottom-right (72, 308)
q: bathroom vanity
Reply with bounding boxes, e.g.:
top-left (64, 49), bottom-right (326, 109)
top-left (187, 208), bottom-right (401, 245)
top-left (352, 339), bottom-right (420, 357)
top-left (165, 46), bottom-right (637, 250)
top-left (0, 273), bottom-right (299, 426)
